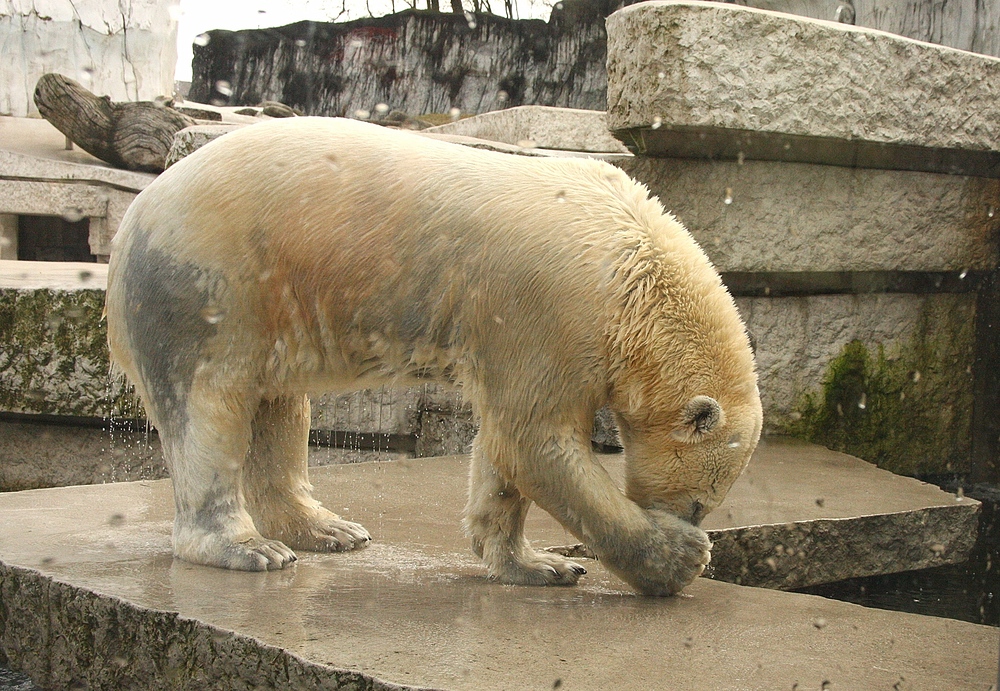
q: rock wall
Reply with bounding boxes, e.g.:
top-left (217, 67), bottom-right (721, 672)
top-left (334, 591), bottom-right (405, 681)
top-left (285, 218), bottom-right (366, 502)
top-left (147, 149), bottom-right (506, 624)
top-left (189, 1), bottom-right (612, 116)
top-left (0, 0), bottom-right (179, 117)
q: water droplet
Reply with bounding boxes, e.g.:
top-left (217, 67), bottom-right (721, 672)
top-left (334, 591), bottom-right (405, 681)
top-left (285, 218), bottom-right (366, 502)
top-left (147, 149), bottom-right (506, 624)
top-left (354, 109), bottom-right (371, 120)
top-left (555, 2), bottom-right (564, 9)
top-left (657, 71), bottom-right (666, 80)
top-left (788, 411), bottom-right (802, 421)
top-left (200, 305), bottom-right (226, 324)
top-left (724, 188), bottom-right (733, 205)
top-left (555, 190), bottom-right (567, 203)
top-left (493, 315), bottom-right (505, 325)
top-left (959, 268), bottom-right (968, 279)
top-left (812, 617), bottom-right (827, 630)
top-left (783, 142), bottom-right (791, 150)
top-left (930, 543), bottom-right (945, 556)
top-left (78, 270), bottom-right (93, 283)
top-left (448, 107), bottom-right (462, 121)
top-left (349, 39), bottom-right (363, 49)
top-left (765, 556), bottom-right (777, 571)
top-left (214, 80), bottom-right (233, 97)
top-left (78, 66), bottom-right (95, 88)
top-left (910, 370), bottom-right (921, 383)
top-left (294, 38), bottom-right (307, 47)
top-left (62, 206), bottom-right (85, 222)
top-left (25, 389), bottom-right (48, 402)
top-left (836, 403), bottom-right (844, 417)
top-left (194, 33), bottom-right (211, 47)
top-left (737, 151), bottom-right (745, 165)
top-left (955, 487), bottom-right (965, 500)
top-left (64, 306), bottom-right (86, 321)
top-left (727, 433), bottom-right (741, 448)
top-left (108, 513), bottom-right (126, 527)
top-left (517, 139), bottom-right (536, 149)
top-left (857, 392), bottom-right (867, 409)
top-left (497, 90), bottom-right (509, 102)
top-left (464, 11), bottom-right (477, 28)
top-left (324, 153), bottom-right (339, 171)
top-left (682, 637), bottom-right (693, 649)
top-left (989, 206), bottom-right (996, 218)
top-left (651, 116), bottom-right (662, 130)
top-left (375, 103), bottom-right (390, 115)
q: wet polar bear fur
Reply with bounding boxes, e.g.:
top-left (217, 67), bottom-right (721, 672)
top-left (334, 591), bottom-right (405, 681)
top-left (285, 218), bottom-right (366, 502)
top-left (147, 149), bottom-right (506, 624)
top-left (106, 117), bottom-right (762, 596)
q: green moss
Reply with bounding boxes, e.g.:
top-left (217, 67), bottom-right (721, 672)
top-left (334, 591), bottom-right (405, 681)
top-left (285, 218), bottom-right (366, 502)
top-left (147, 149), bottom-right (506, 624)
top-left (0, 288), bottom-right (135, 418)
top-left (781, 301), bottom-right (974, 476)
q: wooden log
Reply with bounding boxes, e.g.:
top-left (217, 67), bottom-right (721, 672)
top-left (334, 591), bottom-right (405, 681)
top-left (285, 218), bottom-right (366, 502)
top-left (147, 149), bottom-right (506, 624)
top-left (34, 73), bottom-right (196, 173)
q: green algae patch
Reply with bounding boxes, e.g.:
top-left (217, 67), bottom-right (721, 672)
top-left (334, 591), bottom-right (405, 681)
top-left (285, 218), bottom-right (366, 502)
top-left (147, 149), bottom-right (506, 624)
top-left (782, 301), bottom-right (974, 475)
top-left (0, 288), bottom-right (135, 418)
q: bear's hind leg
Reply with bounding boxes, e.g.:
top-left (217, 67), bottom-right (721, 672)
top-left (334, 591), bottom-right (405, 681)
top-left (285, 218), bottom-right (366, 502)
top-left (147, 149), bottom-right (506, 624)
top-left (464, 428), bottom-right (586, 586)
top-left (168, 379), bottom-right (297, 571)
top-left (243, 394), bottom-right (371, 553)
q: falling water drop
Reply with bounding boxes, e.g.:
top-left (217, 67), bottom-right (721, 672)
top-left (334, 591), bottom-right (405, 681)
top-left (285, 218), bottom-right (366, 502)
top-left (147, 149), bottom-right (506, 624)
top-left (651, 116), bottom-right (663, 130)
top-left (517, 138), bottom-right (536, 149)
top-left (354, 109), bottom-right (371, 120)
top-left (194, 33), bottom-right (211, 47)
top-left (200, 305), bottom-right (226, 324)
top-left (449, 107), bottom-right (462, 121)
top-left (555, 190), bottom-right (567, 203)
top-left (724, 188), bottom-right (733, 205)
top-left (464, 11), bottom-right (477, 28)
top-left (857, 392), bottom-right (867, 410)
top-left (61, 206), bottom-right (85, 223)
top-left (374, 103), bottom-right (390, 116)
top-left (214, 80), bottom-right (233, 97)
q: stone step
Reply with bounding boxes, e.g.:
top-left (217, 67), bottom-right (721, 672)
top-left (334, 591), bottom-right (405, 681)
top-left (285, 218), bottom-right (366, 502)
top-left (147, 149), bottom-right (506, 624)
top-left (0, 440), bottom-right (990, 690)
top-left (606, 1), bottom-right (1000, 176)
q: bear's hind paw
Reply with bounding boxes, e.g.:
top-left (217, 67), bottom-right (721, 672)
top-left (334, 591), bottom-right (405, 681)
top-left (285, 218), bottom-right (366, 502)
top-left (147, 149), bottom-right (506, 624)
top-left (488, 550), bottom-right (587, 586)
top-left (278, 508), bottom-right (372, 553)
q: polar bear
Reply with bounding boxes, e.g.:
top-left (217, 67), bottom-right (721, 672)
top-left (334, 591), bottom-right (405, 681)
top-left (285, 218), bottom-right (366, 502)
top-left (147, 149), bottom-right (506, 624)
top-left (105, 117), bottom-right (762, 596)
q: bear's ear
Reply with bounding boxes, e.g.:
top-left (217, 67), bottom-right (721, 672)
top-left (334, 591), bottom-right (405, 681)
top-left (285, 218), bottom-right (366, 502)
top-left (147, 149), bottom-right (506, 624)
top-left (670, 396), bottom-right (724, 444)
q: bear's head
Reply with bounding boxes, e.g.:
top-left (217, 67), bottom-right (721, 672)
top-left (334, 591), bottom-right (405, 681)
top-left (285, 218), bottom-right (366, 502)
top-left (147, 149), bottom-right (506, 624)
top-left (613, 378), bottom-right (762, 527)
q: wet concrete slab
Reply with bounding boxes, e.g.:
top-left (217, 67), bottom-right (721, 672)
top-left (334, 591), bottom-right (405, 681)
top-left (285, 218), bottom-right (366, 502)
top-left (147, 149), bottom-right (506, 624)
top-left (0, 439), bottom-right (993, 690)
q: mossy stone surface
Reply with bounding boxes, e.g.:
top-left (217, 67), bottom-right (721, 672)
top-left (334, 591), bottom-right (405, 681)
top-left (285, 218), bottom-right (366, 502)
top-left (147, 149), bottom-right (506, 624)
top-left (0, 288), bottom-right (133, 418)
top-left (781, 299), bottom-right (975, 475)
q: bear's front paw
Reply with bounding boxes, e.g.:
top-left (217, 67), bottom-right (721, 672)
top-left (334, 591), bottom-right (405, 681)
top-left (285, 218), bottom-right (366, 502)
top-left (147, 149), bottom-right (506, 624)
top-left (487, 548), bottom-right (587, 586)
top-left (609, 510), bottom-right (711, 596)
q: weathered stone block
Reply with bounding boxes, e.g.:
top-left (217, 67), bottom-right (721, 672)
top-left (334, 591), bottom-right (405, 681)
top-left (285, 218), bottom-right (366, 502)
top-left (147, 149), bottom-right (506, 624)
top-left (607, 1), bottom-right (1000, 174)
top-left (614, 156), bottom-right (1000, 272)
top-left (0, 262), bottom-right (128, 419)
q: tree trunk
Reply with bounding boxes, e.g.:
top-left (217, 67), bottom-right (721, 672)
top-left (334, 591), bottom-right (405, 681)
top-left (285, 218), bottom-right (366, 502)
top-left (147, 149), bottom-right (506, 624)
top-left (34, 73), bottom-right (196, 173)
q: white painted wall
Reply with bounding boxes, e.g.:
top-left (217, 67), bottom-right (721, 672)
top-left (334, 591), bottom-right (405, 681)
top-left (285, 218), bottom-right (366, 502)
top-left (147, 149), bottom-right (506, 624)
top-left (0, 0), bottom-right (179, 117)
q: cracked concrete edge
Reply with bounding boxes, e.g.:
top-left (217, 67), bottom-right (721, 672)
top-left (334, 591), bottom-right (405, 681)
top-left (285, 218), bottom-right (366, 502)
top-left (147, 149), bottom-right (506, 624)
top-left (546, 502), bottom-right (982, 590)
top-left (0, 562), bottom-right (436, 691)
top-left (708, 503), bottom-right (982, 589)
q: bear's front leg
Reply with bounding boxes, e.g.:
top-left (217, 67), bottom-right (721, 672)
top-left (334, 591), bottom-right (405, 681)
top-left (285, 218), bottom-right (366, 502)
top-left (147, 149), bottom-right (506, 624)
top-left (464, 430), bottom-right (587, 586)
top-left (504, 428), bottom-right (712, 596)
top-left (243, 395), bottom-right (371, 553)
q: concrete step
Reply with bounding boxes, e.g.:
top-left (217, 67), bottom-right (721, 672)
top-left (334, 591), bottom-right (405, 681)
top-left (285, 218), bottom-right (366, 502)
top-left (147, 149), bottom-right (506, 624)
top-left (0, 439), bottom-right (990, 690)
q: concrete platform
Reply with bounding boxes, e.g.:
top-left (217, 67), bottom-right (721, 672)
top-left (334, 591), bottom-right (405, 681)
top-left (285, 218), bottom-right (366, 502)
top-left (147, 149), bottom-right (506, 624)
top-left (0, 439), bottom-right (992, 690)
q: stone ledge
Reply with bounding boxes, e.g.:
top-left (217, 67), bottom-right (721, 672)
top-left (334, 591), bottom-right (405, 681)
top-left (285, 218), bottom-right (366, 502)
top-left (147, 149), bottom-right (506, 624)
top-left (0, 442), bottom-right (991, 690)
top-left (424, 106), bottom-right (630, 154)
top-left (606, 1), bottom-right (1000, 174)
